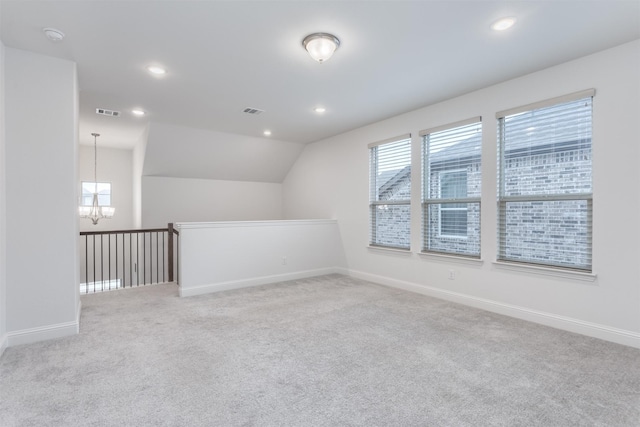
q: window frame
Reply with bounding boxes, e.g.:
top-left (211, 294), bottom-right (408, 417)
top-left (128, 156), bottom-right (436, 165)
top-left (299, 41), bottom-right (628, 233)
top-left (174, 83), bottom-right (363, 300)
top-left (368, 134), bottom-right (412, 250)
top-left (438, 169), bottom-right (469, 239)
top-left (421, 117), bottom-right (482, 258)
top-left (496, 89), bottom-right (595, 272)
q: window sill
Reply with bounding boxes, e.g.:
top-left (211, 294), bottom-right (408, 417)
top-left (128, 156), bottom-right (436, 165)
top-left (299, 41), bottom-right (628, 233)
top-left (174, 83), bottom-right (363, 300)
top-left (367, 245), bottom-right (412, 256)
top-left (492, 261), bottom-right (597, 283)
top-left (419, 251), bottom-right (483, 265)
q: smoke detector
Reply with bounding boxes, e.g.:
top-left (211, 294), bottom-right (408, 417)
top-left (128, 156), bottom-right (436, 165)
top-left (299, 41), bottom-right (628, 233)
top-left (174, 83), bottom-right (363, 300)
top-left (43, 28), bottom-right (65, 42)
top-left (96, 108), bottom-right (120, 117)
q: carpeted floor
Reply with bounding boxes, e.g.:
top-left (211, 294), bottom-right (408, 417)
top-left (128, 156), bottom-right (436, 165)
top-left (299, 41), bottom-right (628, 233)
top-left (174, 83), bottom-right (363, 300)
top-left (1, 274), bottom-right (639, 426)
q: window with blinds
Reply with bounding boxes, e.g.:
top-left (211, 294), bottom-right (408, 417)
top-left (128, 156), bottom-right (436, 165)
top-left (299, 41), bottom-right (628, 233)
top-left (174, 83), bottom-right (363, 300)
top-left (421, 118), bottom-right (482, 257)
top-left (369, 135), bottom-right (412, 249)
top-left (497, 90), bottom-right (594, 271)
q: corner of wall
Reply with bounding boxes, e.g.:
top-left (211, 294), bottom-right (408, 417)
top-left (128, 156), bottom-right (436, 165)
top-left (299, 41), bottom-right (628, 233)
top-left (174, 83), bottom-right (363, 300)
top-left (0, 39), bottom-right (7, 357)
top-left (133, 123), bottom-right (150, 229)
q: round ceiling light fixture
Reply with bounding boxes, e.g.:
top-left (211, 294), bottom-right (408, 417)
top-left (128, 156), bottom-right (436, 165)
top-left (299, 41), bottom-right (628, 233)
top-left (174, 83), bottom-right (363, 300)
top-left (43, 28), bottom-right (65, 42)
top-left (263, 130), bottom-right (272, 137)
top-left (302, 33), bottom-right (340, 63)
top-left (314, 107), bottom-right (326, 113)
top-left (132, 109), bottom-right (146, 116)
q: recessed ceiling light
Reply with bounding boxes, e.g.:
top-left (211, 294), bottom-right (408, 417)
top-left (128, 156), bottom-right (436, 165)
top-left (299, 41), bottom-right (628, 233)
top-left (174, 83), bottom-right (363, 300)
top-left (43, 28), bottom-right (65, 42)
top-left (147, 65), bottom-right (167, 75)
top-left (263, 130), bottom-right (272, 137)
top-left (314, 107), bottom-right (326, 113)
top-left (491, 17), bottom-right (517, 31)
top-left (132, 109), bottom-right (146, 116)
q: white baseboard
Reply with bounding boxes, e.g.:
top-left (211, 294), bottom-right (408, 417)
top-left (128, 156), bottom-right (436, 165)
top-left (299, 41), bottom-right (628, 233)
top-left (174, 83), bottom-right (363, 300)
top-left (179, 267), bottom-right (345, 297)
top-left (6, 301), bottom-right (81, 348)
top-left (348, 269), bottom-right (640, 349)
top-left (0, 333), bottom-right (7, 357)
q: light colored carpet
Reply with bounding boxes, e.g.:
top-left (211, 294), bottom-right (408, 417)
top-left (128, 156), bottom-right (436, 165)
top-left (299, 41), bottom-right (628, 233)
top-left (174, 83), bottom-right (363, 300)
top-left (1, 274), bottom-right (639, 426)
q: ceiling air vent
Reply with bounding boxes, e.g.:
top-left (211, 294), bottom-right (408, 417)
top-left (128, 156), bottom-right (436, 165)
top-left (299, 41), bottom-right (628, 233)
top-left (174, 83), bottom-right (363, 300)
top-left (242, 107), bottom-right (264, 115)
top-left (96, 108), bottom-right (120, 117)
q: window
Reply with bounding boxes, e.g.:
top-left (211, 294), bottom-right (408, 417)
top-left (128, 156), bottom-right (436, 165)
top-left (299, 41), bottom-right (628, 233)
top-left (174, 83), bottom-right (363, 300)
top-left (439, 170), bottom-right (468, 237)
top-left (421, 118), bottom-right (481, 257)
top-left (369, 135), bottom-right (412, 249)
top-left (497, 90), bottom-right (594, 271)
top-left (81, 181), bottom-right (112, 206)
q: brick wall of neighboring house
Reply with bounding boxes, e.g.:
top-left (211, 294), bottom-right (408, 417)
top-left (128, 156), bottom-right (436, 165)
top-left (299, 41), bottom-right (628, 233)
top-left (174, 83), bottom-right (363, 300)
top-left (501, 146), bottom-right (592, 267)
top-left (372, 174), bottom-right (411, 248)
top-left (374, 142), bottom-right (590, 263)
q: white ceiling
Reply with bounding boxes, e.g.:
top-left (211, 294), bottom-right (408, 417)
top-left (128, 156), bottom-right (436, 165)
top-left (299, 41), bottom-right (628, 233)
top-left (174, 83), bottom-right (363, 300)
top-left (1, 1), bottom-right (639, 149)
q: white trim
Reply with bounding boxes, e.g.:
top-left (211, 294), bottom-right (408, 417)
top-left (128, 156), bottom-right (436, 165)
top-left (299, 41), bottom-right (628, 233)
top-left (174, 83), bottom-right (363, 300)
top-left (495, 88), bottom-right (596, 118)
top-left (367, 245), bottom-right (412, 255)
top-left (367, 133), bottom-right (411, 149)
top-left (419, 116), bottom-right (482, 137)
top-left (176, 219), bottom-right (337, 230)
top-left (418, 251), bottom-right (483, 266)
top-left (6, 318), bottom-right (79, 347)
top-left (347, 269), bottom-right (639, 349)
top-left (0, 333), bottom-right (7, 357)
top-left (492, 261), bottom-right (597, 283)
top-left (179, 267), bottom-right (347, 297)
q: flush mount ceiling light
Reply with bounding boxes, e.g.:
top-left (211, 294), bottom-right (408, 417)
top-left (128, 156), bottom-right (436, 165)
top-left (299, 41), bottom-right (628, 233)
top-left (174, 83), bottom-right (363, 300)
top-left (132, 109), bottom-right (146, 116)
top-left (302, 33), bottom-right (340, 63)
top-left (147, 65), bottom-right (167, 75)
top-left (43, 27), bottom-right (65, 42)
top-left (263, 130), bottom-right (272, 137)
top-left (314, 107), bottom-right (326, 113)
top-left (491, 17), bottom-right (517, 31)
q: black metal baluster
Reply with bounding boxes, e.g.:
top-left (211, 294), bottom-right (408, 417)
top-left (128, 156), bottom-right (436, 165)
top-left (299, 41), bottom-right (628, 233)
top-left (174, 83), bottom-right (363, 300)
top-left (115, 234), bottom-right (118, 289)
top-left (162, 232), bottom-right (165, 283)
top-left (85, 235), bottom-right (88, 294)
top-left (156, 232), bottom-right (159, 284)
top-left (92, 235), bottom-right (96, 293)
top-left (108, 234), bottom-right (111, 289)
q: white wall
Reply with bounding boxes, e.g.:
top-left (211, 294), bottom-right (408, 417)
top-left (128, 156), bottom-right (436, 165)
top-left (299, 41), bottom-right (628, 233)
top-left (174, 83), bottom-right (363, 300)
top-left (142, 175), bottom-right (284, 228)
top-left (78, 145), bottom-right (133, 232)
top-left (283, 40), bottom-right (640, 348)
top-left (0, 41), bottom-right (7, 355)
top-left (143, 122), bottom-right (304, 183)
top-left (132, 124), bottom-right (149, 229)
top-left (177, 220), bottom-right (347, 297)
top-left (4, 48), bottom-right (79, 345)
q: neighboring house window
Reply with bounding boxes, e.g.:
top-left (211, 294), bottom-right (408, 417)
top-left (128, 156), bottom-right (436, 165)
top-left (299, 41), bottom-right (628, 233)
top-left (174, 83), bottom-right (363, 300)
top-left (421, 118), bottom-right (482, 257)
top-left (497, 90), bottom-right (594, 271)
top-left (81, 181), bottom-right (112, 206)
top-left (369, 135), bottom-right (412, 249)
top-left (439, 170), bottom-right (468, 237)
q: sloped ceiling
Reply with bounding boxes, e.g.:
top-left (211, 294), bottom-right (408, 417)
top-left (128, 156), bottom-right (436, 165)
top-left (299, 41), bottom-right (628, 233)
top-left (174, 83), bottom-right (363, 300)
top-left (143, 122), bottom-right (304, 183)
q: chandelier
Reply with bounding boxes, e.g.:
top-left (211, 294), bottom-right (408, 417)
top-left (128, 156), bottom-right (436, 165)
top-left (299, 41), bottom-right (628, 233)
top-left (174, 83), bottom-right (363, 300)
top-left (79, 133), bottom-right (115, 225)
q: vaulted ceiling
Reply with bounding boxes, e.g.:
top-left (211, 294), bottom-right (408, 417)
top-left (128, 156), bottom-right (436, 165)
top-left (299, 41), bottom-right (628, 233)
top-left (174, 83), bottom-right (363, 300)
top-left (1, 1), bottom-right (639, 156)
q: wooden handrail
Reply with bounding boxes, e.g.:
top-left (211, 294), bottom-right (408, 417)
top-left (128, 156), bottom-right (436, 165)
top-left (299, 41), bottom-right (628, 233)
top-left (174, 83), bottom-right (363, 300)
top-left (80, 227), bottom-right (169, 236)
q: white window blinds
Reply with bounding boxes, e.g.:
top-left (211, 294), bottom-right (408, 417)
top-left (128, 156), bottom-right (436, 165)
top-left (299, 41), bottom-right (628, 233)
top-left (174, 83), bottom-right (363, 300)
top-left (369, 135), bottom-right (412, 249)
top-left (497, 90), bottom-right (594, 271)
top-left (421, 118), bottom-right (482, 257)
